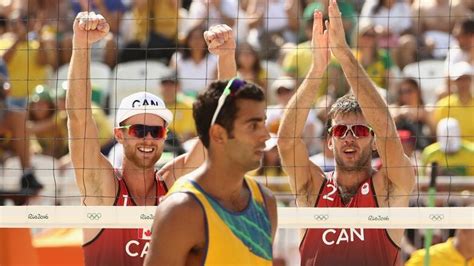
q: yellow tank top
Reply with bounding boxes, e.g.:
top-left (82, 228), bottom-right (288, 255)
top-left (168, 177), bottom-right (273, 265)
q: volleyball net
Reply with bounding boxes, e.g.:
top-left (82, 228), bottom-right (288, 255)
top-left (0, 0), bottom-right (473, 264)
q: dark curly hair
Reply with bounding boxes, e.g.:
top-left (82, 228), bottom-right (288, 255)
top-left (193, 79), bottom-right (265, 148)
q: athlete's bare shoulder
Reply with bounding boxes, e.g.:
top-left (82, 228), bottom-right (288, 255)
top-left (146, 192), bottom-right (206, 265)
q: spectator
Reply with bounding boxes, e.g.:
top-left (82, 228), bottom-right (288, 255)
top-left (445, 18), bottom-right (474, 71)
top-left (391, 77), bottom-right (435, 150)
top-left (188, 0), bottom-right (238, 29)
top-left (54, 84), bottom-right (115, 156)
top-left (373, 129), bottom-right (421, 174)
top-left (282, 2), bottom-right (356, 80)
top-left (434, 62), bottom-right (474, 143)
top-left (309, 130), bottom-right (336, 172)
top-left (248, 134), bottom-right (291, 195)
top-left (266, 76), bottom-right (322, 155)
top-left (352, 23), bottom-right (394, 90)
top-left (0, 71), bottom-right (43, 192)
top-left (236, 42), bottom-right (267, 90)
top-left (248, 133), bottom-right (285, 177)
top-left (411, 0), bottom-right (470, 59)
top-left (0, 10), bottom-right (52, 106)
top-left (405, 229), bottom-right (474, 266)
top-left (14, 0), bottom-right (69, 70)
top-left (62, 0), bottom-right (121, 68)
top-left (119, 0), bottom-right (180, 63)
top-left (157, 70), bottom-right (196, 142)
top-left (421, 118), bottom-right (474, 176)
top-left (322, 22), bottom-right (395, 97)
top-left (170, 25), bottom-right (217, 97)
top-left (360, 0), bottom-right (416, 69)
top-left (27, 85), bottom-right (68, 159)
top-left (245, 0), bottom-right (300, 59)
top-left (70, 0), bottom-right (126, 34)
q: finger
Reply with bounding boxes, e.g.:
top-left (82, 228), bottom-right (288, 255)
top-left (328, 0), bottom-right (341, 19)
top-left (222, 24), bottom-right (233, 37)
top-left (218, 24), bottom-right (230, 41)
top-left (332, 0), bottom-right (341, 14)
top-left (89, 13), bottom-right (100, 30)
top-left (96, 14), bottom-right (108, 32)
top-left (212, 26), bottom-right (224, 40)
top-left (313, 11), bottom-right (323, 35)
top-left (204, 31), bottom-right (217, 44)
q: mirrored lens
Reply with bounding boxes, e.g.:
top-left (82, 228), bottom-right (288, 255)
top-left (127, 124), bottom-right (166, 139)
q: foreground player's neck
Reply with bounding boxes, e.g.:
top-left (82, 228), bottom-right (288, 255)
top-left (200, 157), bottom-right (247, 200)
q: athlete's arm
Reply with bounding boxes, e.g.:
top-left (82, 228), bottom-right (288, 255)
top-left (159, 25), bottom-right (237, 187)
top-left (277, 11), bottom-right (328, 208)
top-left (145, 193), bottom-right (206, 266)
top-left (204, 24), bottom-right (237, 80)
top-left (66, 12), bottom-right (116, 205)
top-left (159, 139), bottom-right (206, 188)
top-left (327, 0), bottom-right (415, 195)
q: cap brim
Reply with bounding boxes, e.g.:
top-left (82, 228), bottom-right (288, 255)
top-left (117, 108), bottom-right (173, 126)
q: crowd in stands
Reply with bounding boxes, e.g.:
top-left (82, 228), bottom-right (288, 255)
top-left (0, 0), bottom-right (472, 263)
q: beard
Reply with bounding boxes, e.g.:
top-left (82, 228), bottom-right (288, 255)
top-left (123, 145), bottom-right (162, 169)
top-left (334, 147), bottom-right (372, 172)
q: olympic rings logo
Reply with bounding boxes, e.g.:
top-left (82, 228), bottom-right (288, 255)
top-left (313, 214), bottom-right (329, 221)
top-left (428, 214), bottom-right (444, 222)
top-left (87, 213), bottom-right (102, 220)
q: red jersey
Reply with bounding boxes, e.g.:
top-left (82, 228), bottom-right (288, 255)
top-left (300, 173), bottom-right (401, 266)
top-left (82, 171), bottom-right (167, 266)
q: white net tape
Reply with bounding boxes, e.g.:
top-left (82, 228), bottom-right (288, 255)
top-left (1, 206), bottom-right (472, 229)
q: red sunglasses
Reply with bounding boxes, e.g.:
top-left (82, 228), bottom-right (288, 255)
top-left (119, 124), bottom-right (167, 139)
top-left (329, 124), bottom-right (374, 139)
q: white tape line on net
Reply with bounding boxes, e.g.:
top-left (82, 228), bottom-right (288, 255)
top-left (0, 206), bottom-right (472, 229)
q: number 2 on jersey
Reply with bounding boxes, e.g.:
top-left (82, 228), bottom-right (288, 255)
top-left (322, 183), bottom-right (337, 201)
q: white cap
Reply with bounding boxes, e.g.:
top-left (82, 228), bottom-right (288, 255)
top-left (437, 118), bottom-right (461, 153)
top-left (116, 92), bottom-right (173, 126)
top-left (271, 76), bottom-right (296, 92)
top-left (449, 62), bottom-right (473, 80)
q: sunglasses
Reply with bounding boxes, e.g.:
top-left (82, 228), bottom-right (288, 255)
top-left (118, 124), bottom-right (167, 139)
top-left (328, 124), bottom-right (374, 139)
top-left (210, 78), bottom-right (246, 126)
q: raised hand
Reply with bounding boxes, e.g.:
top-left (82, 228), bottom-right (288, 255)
top-left (311, 11), bottom-right (330, 72)
top-left (327, 0), bottom-right (350, 57)
top-left (72, 12), bottom-right (110, 48)
top-left (204, 24), bottom-right (236, 57)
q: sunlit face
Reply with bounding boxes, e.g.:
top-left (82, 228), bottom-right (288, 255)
top-left (454, 75), bottom-right (472, 93)
top-left (328, 113), bottom-right (375, 171)
top-left (359, 29), bottom-right (377, 48)
top-left (398, 81), bottom-right (419, 106)
top-left (224, 99), bottom-right (270, 171)
top-left (115, 113), bottom-right (166, 169)
top-left (238, 50), bottom-right (257, 69)
top-left (276, 87), bottom-right (294, 105)
top-left (188, 29), bottom-right (206, 50)
top-left (159, 80), bottom-right (179, 103)
top-left (30, 100), bottom-right (54, 120)
top-left (454, 26), bottom-right (473, 51)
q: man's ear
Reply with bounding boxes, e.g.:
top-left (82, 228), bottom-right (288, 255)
top-left (114, 128), bottom-right (124, 144)
top-left (209, 124), bottom-right (228, 146)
